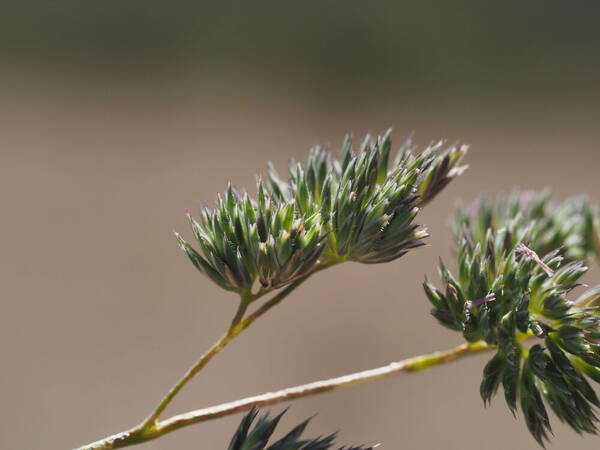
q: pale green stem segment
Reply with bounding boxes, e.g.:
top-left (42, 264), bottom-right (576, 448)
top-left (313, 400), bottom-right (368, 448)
top-left (74, 262), bottom-right (335, 450)
top-left (74, 340), bottom-right (490, 450)
top-left (141, 277), bottom-right (311, 429)
top-left (142, 260), bottom-right (341, 428)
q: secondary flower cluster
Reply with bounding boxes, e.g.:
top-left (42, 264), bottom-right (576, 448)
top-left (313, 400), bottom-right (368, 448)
top-left (424, 191), bottom-right (600, 445)
top-left (453, 189), bottom-right (600, 262)
top-left (178, 130), bottom-right (467, 296)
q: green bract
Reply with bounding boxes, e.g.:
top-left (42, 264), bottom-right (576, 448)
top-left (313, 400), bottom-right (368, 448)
top-left (425, 191), bottom-right (600, 445)
top-left (227, 407), bottom-right (372, 450)
top-left (178, 130), bottom-right (467, 296)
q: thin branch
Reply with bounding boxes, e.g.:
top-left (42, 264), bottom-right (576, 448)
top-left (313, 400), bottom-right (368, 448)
top-left (74, 340), bottom-right (490, 450)
top-left (158, 340), bottom-right (489, 432)
top-left (229, 296), bottom-right (251, 330)
top-left (140, 277), bottom-right (310, 428)
top-left (141, 328), bottom-right (237, 428)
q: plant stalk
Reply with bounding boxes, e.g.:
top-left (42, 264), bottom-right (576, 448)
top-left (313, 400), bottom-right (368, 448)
top-left (74, 340), bottom-right (490, 449)
top-left (140, 277), bottom-right (310, 429)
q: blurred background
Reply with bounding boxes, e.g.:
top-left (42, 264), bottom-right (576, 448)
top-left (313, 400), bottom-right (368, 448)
top-left (2, 1), bottom-right (600, 449)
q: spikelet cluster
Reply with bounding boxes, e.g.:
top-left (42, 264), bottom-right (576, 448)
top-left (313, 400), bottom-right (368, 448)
top-left (178, 130), bottom-right (467, 296)
top-left (424, 191), bottom-right (600, 445)
top-left (454, 189), bottom-right (600, 262)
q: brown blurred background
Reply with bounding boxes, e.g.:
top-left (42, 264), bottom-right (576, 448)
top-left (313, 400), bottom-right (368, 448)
top-left (2, 1), bottom-right (600, 449)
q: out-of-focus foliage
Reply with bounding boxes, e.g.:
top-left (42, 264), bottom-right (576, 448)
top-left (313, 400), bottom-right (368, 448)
top-left (4, 2), bottom-right (600, 101)
top-left (454, 190), bottom-right (600, 262)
